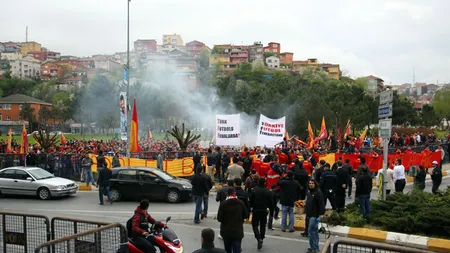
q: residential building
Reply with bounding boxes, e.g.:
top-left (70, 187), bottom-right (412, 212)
top-left (56, 76), bottom-right (83, 90)
top-left (27, 51), bottom-right (48, 61)
top-left (319, 63), bottom-right (340, 80)
top-left (209, 54), bottom-right (231, 66)
top-left (163, 34), bottom-right (183, 47)
top-left (47, 51), bottom-right (61, 60)
top-left (20, 42), bottom-right (41, 56)
top-left (41, 62), bottom-right (65, 80)
top-left (366, 75), bottom-right (384, 93)
top-left (0, 43), bottom-right (4, 52)
top-left (185, 40), bottom-right (208, 56)
top-left (248, 42), bottom-right (264, 62)
top-left (1, 52), bottom-right (22, 61)
top-left (134, 39), bottom-right (157, 53)
top-left (292, 60), bottom-right (308, 71)
top-left (0, 94), bottom-right (52, 123)
top-left (60, 55), bottom-right (79, 61)
top-left (265, 56), bottom-right (280, 68)
top-left (10, 56), bottom-right (41, 78)
top-left (2, 42), bottom-right (21, 53)
top-left (279, 52), bottom-right (293, 67)
top-left (263, 42), bottom-right (280, 55)
top-left (426, 84), bottom-right (440, 94)
top-left (94, 58), bottom-right (122, 72)
top-left (229, 48), bottom-right (248, 64)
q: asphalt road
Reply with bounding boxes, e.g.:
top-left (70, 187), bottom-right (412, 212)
top-left (0, 176), bottom-right (447, 252)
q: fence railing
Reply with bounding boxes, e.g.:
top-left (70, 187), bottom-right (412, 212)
top-left (50, 217), bottom-right (110, 241)
top-left (321, 237), bottom-right (433, 253)
top-left (34, 223), bottom-right (128, 253)
top-left (0, 212), bottom-right (50, 253)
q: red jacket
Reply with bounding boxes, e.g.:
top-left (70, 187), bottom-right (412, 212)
top-left (276, 148), bottom-right (288, 165)
top-left (266, 169), bottom-right (281, 189)
top-left (303, 161), bottom-right (314, 174)
top-left (259, 163), bottom-right (270, 178)
top-left (132, 207), bottom-right (156, 236)
top-left (252, 160), bottom-right (263, 174)
top-left (287, 163), bottom-right (295, 171)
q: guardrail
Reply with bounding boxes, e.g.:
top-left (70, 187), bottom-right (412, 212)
top-left (0, 211), bottom-right (50, 253)
top-left (34, 222), bottom-right (128, 253)
top-left (50, 217), bottom-right (110, 241)
top-left (321, 237), bottom-right (433, 253)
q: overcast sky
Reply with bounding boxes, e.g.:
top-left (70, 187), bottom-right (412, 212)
top-left (1, 0), bottom-right (449, 85)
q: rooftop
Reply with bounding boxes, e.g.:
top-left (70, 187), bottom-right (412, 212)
top-left (0, 94), bottom-right (51, 106)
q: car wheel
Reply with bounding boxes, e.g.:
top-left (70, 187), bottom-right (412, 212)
top-left (166, 189), bottom-right (180, 203)
top-left (37, 188), bottom-right (51, 200)
top-left (110, 188), bottom-right (122, 202)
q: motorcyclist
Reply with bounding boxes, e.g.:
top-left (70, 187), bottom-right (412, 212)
top-left (131, 199), bottom-right (165, 253)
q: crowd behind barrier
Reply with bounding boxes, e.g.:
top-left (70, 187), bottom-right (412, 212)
top-left (0, 143), bottom-right (448, 179)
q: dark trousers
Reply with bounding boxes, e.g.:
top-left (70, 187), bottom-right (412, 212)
top-left (304, 215), bottom-right (310, 235)
top-left (268, 206), bottom-right (280, 229)
top-left (322, 189), bottom-right (336, 210)
top-left (300, 186), bottom-right (307, 200)
top-left (347, 178), bottom-right (353, 197)
top-left (223, 238), bottom-right (241, 253)
top-left (252, 211), bottom-right (267, 240)
top-left (358, 194), bottom-right (370, 218)
top-left (432, 179), bottom-right (442, 194)
top-left (395, 179), bottom-right (406, 193)
top-left (134, 236), bottom-right (156, 253)
top-left (335, 188), bottom-right (346, 210)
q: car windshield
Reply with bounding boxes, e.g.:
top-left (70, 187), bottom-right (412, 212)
top-left (151, 169), bottom-right (174, 181)
top-left (28, 168), bottom-right (55, 180)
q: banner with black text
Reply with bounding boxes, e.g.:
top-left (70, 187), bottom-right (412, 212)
top-left (256, 114), bottom-right (286, 147)
top-left (215, 114), bottom-right (241, 146)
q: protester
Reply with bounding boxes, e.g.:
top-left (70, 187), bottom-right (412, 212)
top-left (393, 158), bottom-right (406, 193)
top-left (207, 148), bottom-right (216, 180)
top-left (234, 178), bottom-right (250, 212)
top-left (334, 161), bottom-right (348, 211)
top-left (343, 159), bottom-right (354, 199)
top-left (414, 165), bottom-right (426, 191)
top-left (97, 164), bottom-right (113, 205)
top-left (81, 152), bottom-right (95, 186)
top-left (356, 166), bottom-right (372, 220)
top-left (429, 161), bottom-right (442, 194)
top-left (305, 179), bottom-right (325, 253)
top-left (130, 199), bottom-right (164, 253)
top-left (226, 157), bottom-right (244, 185)
top-left (293, 159), bottom-right (309, 200)
top-left (202, 165), bottom-right (214, 219)
top-left (215, 179), bottom-right (231, 240)
top-left (193, 150), bottom-right (202, 173)
top-left (319, 163), bottom-right (337, 210)
top-left (245, 170), bottom-right (259, 194)
top-left (268, 184), bottom-right (280, 231)
top-left (193, 228), bottom-right (227, 253)
top-left (277, 171), bottom-right (301, 232)
top-left (112, 152), bottom-right (121, 168)
top-left (217, 187), bottom-right (248, 253)
top-left (157, 151), bottom-right (164, 170)
top-left (191, 166), bottom-right (209, 224)
top-left (249, 177), bottom-right (274, 250)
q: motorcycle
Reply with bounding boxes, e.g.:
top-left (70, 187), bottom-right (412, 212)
top-left (128, 216), bottom-right (183, 253)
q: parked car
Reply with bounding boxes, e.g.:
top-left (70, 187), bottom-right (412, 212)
top-left (0, 167), bottom-right (78, 200)
top-left (109, 167), bottom-right (192, 203)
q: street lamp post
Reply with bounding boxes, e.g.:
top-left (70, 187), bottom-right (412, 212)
top-left (126, 0), bottom-right (131, 157)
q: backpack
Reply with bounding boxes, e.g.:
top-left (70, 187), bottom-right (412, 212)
top-left (126, 213), bottom-right (145, 238)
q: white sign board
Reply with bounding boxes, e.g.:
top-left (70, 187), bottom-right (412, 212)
top-left (256, 114), bottom-right (286, 147)
top-left (379, 90), bottom-right (393, 105)
top-left (379, 104), bottom-right (393, 118)
top-left (215, 114), bottom-right (241, 146)
top-left (379, 118), bottom-right (392, 138)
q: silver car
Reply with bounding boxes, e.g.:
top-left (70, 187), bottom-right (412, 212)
top-left (0, 167), bottom-right (79, 200)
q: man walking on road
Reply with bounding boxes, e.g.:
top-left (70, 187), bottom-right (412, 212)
top-left (249, 177), bottom-right (274, 250)
top-left (202, 166), bottom-right (214, 219)
top-left (191, 167), bottom-right (209, 224)
top-left (97, 163), bottom-right (113, 205)
top-left (217, 187), bottom-right (248, 253)
top-left (277, 171), bottom-right (301, 232)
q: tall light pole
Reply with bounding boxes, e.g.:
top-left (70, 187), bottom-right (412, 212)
top-left (126, 0), bottom-right (131, 157)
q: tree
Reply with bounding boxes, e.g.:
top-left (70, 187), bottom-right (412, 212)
top-left (432, 88), bottom-right (450, 129)
top-left (198, 48), bottom-right (210, 69)
top-left (32, 129), bottom-right (59, 151)
top-left (19, 104), bottom-right (36, 132)
top-left (167, 123), bottom-right (201, 152)
top-left (420, 104), bottom-right (440, 127)
top-left (38, 106), bottom-right (51, 127)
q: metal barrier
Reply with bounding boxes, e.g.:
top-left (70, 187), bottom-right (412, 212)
top-left (321, 237), bottom-right (432, 253)
top-left (34, 222), bottom-right (128, 253)
top-left (0, 212), bottom-right (50, 253)
top-left (50, 217), bottom-right (110, 240)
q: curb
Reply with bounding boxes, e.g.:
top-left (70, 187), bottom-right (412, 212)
top-left (326, 225), bottom-right (450, 252)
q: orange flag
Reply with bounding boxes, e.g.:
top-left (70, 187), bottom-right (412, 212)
top-left (6, 128), bottom-right (12, 153)
top-left (344, 119), bottom-right (351, 138)
top-left (129, 98), bottom-right (141, 153)
top-left (285, 131), bottom-right (289, 140)
top-left (20, 123), bottom-right (28, 153)
top-left (61, 132), bottom-right (67, 145)
top-left (360, 128), bottom-right (368, 142)
top-left (314, 117), bottom-right (327, 142)
top-left (307, 121), bottom-right (314, 141)
top-left (147, 128), bottom-right (152, 142)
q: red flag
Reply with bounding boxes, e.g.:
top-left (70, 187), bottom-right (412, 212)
top-left (314, 117), bottom-right (327, 142)
top-left (129, 99), bottom-right (141, 152)
top-left (61, 132), bottom-right (67, 145)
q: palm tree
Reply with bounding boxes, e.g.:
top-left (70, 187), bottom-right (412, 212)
top-left (167, 123), bottom-right (201, 152)
top-left (32, 129), bottom-right (59, 151)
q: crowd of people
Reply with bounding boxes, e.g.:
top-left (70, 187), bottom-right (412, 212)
top-left (187, 141), bottom-right (446, 253)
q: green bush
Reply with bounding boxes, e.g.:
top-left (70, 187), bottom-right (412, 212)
top-left (326, 188), bottom-right (450, 239)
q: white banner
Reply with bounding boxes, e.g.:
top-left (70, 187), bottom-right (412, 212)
top-left (256, 114), bottom-right (285, 147)
top-left (215, 114), bottom-right (241, 146)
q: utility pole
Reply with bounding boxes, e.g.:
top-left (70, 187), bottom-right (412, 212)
top-left (125, 0), bottom-right (131, 157)
top-left (26, 26), bottom-right (28, 42)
